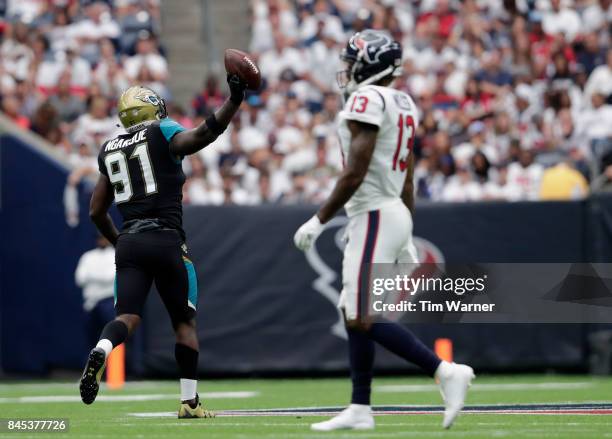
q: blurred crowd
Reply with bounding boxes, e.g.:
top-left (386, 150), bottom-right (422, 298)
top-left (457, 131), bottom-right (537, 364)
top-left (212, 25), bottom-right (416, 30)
top-left (1, 0), bottom-right (611, 207)
top-left (0, 0), bottom-right (165, 193)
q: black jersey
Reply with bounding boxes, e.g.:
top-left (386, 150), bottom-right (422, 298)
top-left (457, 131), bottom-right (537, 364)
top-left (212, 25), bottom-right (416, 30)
top-left (97, 118), bottom-right (187, 238)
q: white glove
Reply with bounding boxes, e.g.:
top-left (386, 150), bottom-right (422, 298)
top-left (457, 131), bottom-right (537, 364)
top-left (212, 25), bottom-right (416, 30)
top-left (293, 215), bottom-right (324, 252)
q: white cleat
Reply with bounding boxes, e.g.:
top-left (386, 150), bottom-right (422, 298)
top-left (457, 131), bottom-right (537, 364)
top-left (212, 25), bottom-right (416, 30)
top-left (436, 361), bottom-right (475, 429)
top-left (311, 404), bottom-right (375, 431)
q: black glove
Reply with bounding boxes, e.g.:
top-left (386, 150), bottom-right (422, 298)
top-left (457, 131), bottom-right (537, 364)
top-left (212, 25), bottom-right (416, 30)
top-left (227, 74), bottom-right (246, 105)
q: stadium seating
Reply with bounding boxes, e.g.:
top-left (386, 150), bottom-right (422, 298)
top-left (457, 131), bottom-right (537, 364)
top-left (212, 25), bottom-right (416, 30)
top-left (0, 0), bottom-right (610, 206)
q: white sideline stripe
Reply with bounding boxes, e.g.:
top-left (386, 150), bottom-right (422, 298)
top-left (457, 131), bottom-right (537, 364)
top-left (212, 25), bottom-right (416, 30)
top-left (130, 412), bottom-right (179, 418)
top-left (0, 391), bottom-right (258, 403)
top-left (376, 382), bottom-right (592, 393)
top-left (0, 381), bottom-right (237, 390)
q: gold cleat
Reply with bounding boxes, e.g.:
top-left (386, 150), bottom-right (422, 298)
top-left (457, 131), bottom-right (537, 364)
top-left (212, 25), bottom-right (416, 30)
top-left (178, 395), bottom-right (216, 419)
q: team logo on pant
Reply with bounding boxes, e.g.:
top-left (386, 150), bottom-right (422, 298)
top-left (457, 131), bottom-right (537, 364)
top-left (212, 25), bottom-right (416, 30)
top-left (301, 216), bottom-right (445, 339)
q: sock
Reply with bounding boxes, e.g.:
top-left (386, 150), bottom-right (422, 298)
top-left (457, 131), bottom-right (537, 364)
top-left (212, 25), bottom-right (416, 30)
top-left (368, 321), bottom-right (441, 376)
top-left (348, 403), bottom-right (372, 414)
top-left (180, 379), bottom-right (197, 403)
top-left (96, 320), bottom-right (128, 358)
top-left (95, 339), bottom-right (113, 358)
top-left (175, 343), bottom-right (198, 403)
top-left (347, 327), bottom-right (375, 406)
top-left (434, 360), bottom-right (454, 380)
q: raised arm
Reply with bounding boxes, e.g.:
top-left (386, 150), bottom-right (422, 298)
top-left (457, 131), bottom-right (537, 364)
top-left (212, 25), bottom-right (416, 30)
top-left (317, 120), bottom-right (378, 223)
top-left (169, 75), bottom-right (246, 157)
top-left (89, 174), bottom-right (119, 246)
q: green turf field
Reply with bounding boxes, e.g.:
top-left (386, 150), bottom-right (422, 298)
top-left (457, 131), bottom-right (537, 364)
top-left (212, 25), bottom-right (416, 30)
top-left (1, 375), bottom-right (611, 438)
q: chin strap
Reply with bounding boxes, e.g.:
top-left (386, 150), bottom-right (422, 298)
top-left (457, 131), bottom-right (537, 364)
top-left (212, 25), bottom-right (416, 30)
top-left (125, 119), bottom-right (156, 134)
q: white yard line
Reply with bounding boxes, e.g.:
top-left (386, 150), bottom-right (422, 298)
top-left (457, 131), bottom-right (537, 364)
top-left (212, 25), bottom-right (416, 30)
top-left (376, 382), bottom-right (592, 393)
top-left (118, 422), bottom-right (314, 427)
top-left (129, 411), bottom-right (178, 417)
top-left (0, 381), bottom-right (224, 391)
top-left (0, 391), bottom-right (258, 403)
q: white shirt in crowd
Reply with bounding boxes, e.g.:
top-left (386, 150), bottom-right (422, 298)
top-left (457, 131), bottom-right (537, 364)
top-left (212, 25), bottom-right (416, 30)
top-left (75, 246), bottom-right (116, 312)
top-left (299, 13), bottom-right (343, 43)
top-left (186, 178), bottom-right (224, 205)
top-left (249, 0), bottom-right (298, 52)
top-left (584, 63), bottom-right (612, 102)
top-left (124, 53), bottom-right (168, 81)
top-left (453, 141), bottom-right (500, 167)
top-left (307, 40), bottom-right (342, 94)
top-left (441, 176), bottom-right (485, 202)
top-left (67, 15), bottom-right (120, 42)
top-left (34, 53), bottom-right (92, 90)
top-left (581, 1), bottom-right (611, 33)
top-left (6, 0), bottom-right (42, 21)
top-left (576, 104), bottom-right (612, 142)
top-left (258, 46), bottom-right (305, 85)
top-left (505, 161), bottom-right (544, 201)
top-left (72, 114), bottom-right (122, 144)
top-left (542, 6), bottom-right (582, 42)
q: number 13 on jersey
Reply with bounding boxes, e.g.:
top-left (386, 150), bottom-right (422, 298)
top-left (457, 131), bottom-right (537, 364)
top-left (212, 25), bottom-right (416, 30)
top-left (393, 114), bottom-right (415, 172)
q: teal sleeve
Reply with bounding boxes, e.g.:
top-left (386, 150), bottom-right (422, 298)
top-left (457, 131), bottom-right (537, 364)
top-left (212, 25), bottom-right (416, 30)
top-left (159, 118), bottom-right (187, 142)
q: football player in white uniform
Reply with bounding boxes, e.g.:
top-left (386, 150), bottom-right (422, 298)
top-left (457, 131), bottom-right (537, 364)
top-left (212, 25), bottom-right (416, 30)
top-left (294, 30), bottom-right (475, 431)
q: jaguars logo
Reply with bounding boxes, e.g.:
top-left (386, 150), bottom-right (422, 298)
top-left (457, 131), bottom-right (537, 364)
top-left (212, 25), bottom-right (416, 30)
top-left (136, 92), bottom-right (161, 107)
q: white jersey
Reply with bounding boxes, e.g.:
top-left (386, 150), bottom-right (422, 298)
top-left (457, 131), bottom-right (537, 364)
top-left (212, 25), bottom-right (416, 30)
top-left (337, 85), bottom-right (419, 217)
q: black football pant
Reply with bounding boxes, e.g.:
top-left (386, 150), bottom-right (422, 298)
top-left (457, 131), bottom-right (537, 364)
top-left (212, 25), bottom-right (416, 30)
top-left (114, 230), bottom-right (197, 328)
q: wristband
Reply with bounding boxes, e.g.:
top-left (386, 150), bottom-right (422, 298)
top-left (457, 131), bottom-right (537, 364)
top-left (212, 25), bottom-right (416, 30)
top-left (205, 114), bottom-right (226, 136)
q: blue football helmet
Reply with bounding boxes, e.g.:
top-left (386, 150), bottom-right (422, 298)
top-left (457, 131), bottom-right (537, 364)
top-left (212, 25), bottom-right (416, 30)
top-left (337, 29), bottom-right (403, 93)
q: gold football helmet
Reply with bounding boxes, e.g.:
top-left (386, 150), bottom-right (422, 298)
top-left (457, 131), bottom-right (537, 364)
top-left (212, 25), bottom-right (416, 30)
top-left (117, 86), bottom-right (167, 133)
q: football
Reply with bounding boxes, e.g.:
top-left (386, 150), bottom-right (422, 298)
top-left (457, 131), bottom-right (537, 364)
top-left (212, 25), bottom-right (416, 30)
top-left (224, 48), bottom-right (262, 90)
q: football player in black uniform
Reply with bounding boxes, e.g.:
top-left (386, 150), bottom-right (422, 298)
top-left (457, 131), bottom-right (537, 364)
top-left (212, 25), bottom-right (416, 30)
top-left (79, 74), bottom-right (246, 418)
